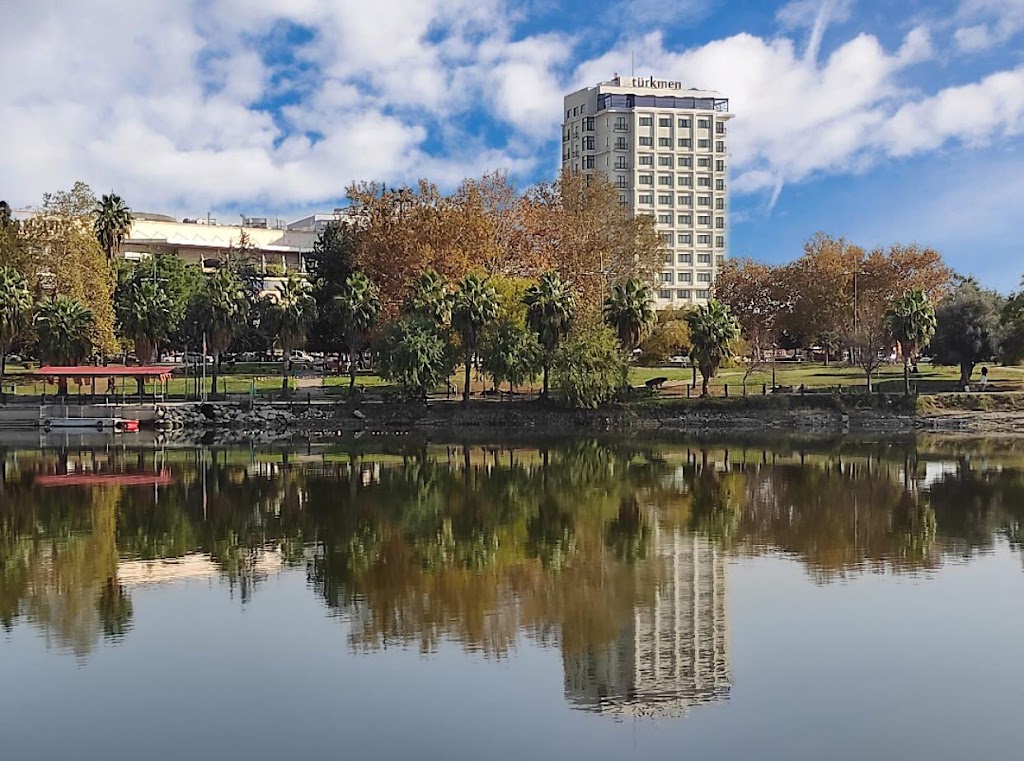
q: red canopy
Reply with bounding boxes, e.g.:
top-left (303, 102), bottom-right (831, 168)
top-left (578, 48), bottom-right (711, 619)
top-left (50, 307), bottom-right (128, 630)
top-left (35, 365), bottom-right (175, 380)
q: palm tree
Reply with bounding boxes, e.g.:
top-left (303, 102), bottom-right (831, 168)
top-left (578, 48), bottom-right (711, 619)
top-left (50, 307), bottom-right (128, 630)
top-left (603, 277), bottom-right (655, 353)
top-left (35, 296), bottom-right (96, 395)
top-left (335, 271), bottom-right (380, 390)
top-left (93, 193), bottom-right (133, 262)
top-left (272, 274), bottom-right (316, 396)
top-left (0, 267), bottom-right (33, 382)
top-left (116, 278), bottom-right (173, 364)
top-left (404, 269), bottom-right (453, 327)
top-left (452, 273), bottom-right (499, 402)
top-left (886, 289), bottom-right (937, 396)
top-left (195, 270), bottom-right (247, 397)
top-left (524, 271), bottom-right (576, 398)
top-left (686, 299), bottom-right (739, 397)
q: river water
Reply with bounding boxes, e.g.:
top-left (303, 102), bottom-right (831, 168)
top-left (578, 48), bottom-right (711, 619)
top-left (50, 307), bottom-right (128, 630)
top-left (2, 436), bottom-right (1023, 760)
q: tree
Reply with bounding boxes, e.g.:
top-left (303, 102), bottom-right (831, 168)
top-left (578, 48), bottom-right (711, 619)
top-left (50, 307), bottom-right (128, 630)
top-left (306, 222), bottom-right (358, 355)
top-left (194, 270), bottom-right (248, 396)
top-left (35, 296), bottom-right (96, 393)
top-left (551, 323), bottom-right (627, 409)
top-left (115, 277), bottom-right (174, 365)
top-left (335, 271), bottom-right (381, 389)
top-left (404, 269), bottom-right (454, 328)
top-left (931, 280), bottom-right (1005, 389)
top-left (715, 258), bottom-right (788, 391)
top-left (523, 271), bottom-right (576, 397)
top-left (271, 274), bottom-right (317, 396)
top-left (1001, 284), bottom-right (1024, 366)
top-left (375, 317), bottom-right (456, 401)
top-left (885, 289), bottom-right (937, 395)
top-left (602, 278), bottom-right (655, 375)
top-left (0, 267), bottom-right (33, 381)
top-left (93, 193), bottom-right (132, 262)
top-left (686, 299), bottom-right (739, 396)
top-left (452, 273), bottom-right (499, 402)
top-left (0, 201), bottom-right (29, 274)
top-left (479, 320), bottom-right (541, 394)
top-left (638, 314), bottom-right (691, 366)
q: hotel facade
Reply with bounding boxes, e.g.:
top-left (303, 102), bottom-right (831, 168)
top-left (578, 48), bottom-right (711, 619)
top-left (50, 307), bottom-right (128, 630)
top-left (562, 76), bottom-right (733, 308)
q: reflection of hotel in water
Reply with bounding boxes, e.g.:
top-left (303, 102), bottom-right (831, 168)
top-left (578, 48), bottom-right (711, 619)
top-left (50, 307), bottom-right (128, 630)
top-left (564, 527), bottom-right (730, 718)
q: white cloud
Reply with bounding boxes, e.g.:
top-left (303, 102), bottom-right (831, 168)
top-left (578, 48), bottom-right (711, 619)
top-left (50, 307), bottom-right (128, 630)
top-left (954, 0), bottom-right (1024, 52)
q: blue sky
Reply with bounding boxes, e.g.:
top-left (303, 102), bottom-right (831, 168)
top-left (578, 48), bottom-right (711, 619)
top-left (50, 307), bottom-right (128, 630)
top-left (2, 0), bottom-right (1023, 290)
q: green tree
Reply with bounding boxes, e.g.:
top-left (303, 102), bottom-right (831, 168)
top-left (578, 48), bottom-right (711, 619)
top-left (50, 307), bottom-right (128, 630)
top-left (306, 222), bottom-right (357, 354)
top-left (404, 269), bottom-right (454, 328)
top-left (93, 193), bottom-right (132, 262)
top-left (271, 274), bottom-right (317, 396)
top-left (686, 299), bottom-right (740, 396)
top-left (195, 270), bottom-right (248, 396)
top-left (452, 273), bottom-right (499, 402)
top-left (0, 267), bottom-right (33, 380)
top-left (1001, 281), bottom-right (1024, 365)
top-left (335, 272), bottom-right (381, 390)
top-left (115, 277), bottom-right (174, 364)
top-left (885, 289), bottom-right (937, 395)
top-left (479, 320), bottom-right (541, 394)
top-left (523, 271), bottom-right (576, 398)
top-left (551, 323), bottom-right (626, 408)
top-left (375, 317), bottom-right (456, 401)
top-left (638, 311), bottom-right (691, 366)
top-left (931, 280), bottom-right (1005, 389)
top-left (35, 296), bottom-right (96, 393)
top-left (603, 277), bottom-right (655, 358)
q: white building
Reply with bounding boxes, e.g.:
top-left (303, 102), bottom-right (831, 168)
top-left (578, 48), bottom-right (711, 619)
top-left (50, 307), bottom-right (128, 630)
top-left (562, 76), bottom-right (733, 308)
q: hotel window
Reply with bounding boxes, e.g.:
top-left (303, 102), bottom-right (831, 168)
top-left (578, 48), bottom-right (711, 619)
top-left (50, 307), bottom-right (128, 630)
top-left (663, 252), bottom-right (673, 264)
top-left (582, 136), bottom-right (595, 150)
top-left (678, 138), bottom-right (691, 148)
top-left (698, 196), bottom-right (711, 206)
top-left (615, 118), bottom-right (628, 131)
top-left (678, 272), bottom-right (692, 283)
top-left (678, 252), bottom-right (693, 264)
top-left (697, 253), bottom-right (712, 264)
top-left (639, 116), bottom-right (653, 126)
top-left (678, 289), bottom-right (692, 299)
top-left (678, 234), bottom-right (692, 246)
top-left (697, 234), bottom-right (712, 244)
top-left (715, 198), bottom-right (724, 209)
top-left (696, 289), bottom-right (710, 299)
top-left (678, 175), bottom-right (692, 187)
top-left (639, 174), bottom-right (653, 185)
top-left (716, 141), bottom-right (725, 152)
top-left (572, 107), bottom-right (577, 116)
top-left (658, 137), bottom-right (672, 147)
top-left (659, 289), bottom-right (672, 300)
top-left (660, 272), bottom-right (673, 282)
top-left (658, 194), bottom-right (673, 205)
top-left (716, 122), bottom-right (726, 134)
top-left (716, 217), bottom-right (725, 229)
top-left (638, 155), bottom-right (653, 166)
top-left (698, 157), bottom-right (711, 167)
top-left (677, 214), bottom-right (692, 225)
top-left (698, 139), bottom-right (710, 148)
top-left (678, 118), bottom-right (691, 128)
top-left (716, 160), bottom-right (725, 171)
top-left (583, 117), bottom-right (594, 131)
top-left (638, 193), bottom-right (653, 204)
top-left (716, 255), bottom-right (725, 266)
top-left (659, 117), bottom-right (671, 127)
top-left (679, 194), bottom-right (692, 206)
top-left (715, 236), bottom-right (725, 247)
top-left (619, 195), bottom-right (629, 208)
top-left (582, 156), bottom-right (595, 169)
top-left (698, 214), bottom-right (711, 224)
top-left (715, 179), bottom-right (724, 190)
top-left (698, 272), bottom-right (712, 283)
top-left (615, 157), bottom-right (629, 169)
top-left (658, 175), bottom-right (673, 186)
top-left (615, 176), bottom-right (628, 188)
top-left (658, 215), bottom-right (672, 225)
top-left (698, 118), bottom-right (710, 128)
top-left (659, 232), bottom-right (673, 244)
top-left (698, 176), bottom-right (711, 187)
top-left (678, 156), bottom-right (692, 167)
top-left (615, 138), bottom-right (628, 149)
top-left (639, 136), bottom-right (653, 146)
top-left (658, 156), bottom-right (673, 166)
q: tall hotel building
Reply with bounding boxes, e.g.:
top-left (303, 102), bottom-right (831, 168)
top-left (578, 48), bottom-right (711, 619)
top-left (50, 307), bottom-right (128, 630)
top-left (562, 76), bottom-right (733, 308)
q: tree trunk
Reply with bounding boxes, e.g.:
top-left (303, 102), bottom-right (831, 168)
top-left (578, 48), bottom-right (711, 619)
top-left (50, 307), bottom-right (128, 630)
top-left (463, 349), bottom-right (472, 403)
top-left (864, 366), bottom-right (872, 393)
top-left (701, 373), bottom-right (709, 397)
top-left (960, 362), bottom-right (973, 389)
top-left (281, 356), bottom-right (290, 397)
top-left (541, 363), bottom-right (549, 398)
top-left (210, 352), bottom-right (219, 397)
top-left (349, 348), bottom-right (358, 390)
top-left (903, 358), bottom-right (911, 396)
top-left (0, 350), bottom-right (6, 402)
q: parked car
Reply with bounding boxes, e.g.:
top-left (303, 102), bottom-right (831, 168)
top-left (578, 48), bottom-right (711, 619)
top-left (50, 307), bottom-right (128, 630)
top-left (288, 350), bottom-right (321, 367)
top-left (6, 354), bottom-right (22, 365)
top-left (182, 353), bottom-right (215, 365)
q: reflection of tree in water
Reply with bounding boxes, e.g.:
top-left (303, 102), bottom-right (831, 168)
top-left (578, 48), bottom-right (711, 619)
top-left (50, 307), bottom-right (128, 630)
top-left (605, 495), bottom-right (650, 563)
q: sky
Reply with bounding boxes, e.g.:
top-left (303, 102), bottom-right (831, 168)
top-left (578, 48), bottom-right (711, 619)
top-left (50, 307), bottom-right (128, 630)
top-left (2, 0), bottom-right (1023, 290)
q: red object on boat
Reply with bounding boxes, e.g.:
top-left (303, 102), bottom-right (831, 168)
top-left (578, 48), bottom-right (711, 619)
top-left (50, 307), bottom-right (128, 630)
top-left (118, 419), bottom-right (140, 432)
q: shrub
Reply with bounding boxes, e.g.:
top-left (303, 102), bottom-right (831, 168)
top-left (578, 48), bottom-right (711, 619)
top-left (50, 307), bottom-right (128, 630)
top-left (479, 320), bottom-right (541, 393)
top-left (375, 317), bottom-right (456, 400)
top-left (551, 323), bottom-right (626, 408)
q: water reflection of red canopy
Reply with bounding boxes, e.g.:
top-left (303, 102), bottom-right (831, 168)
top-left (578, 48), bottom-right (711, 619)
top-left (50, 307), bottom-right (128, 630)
top-left (35, 366), bottom-right (175, 382)
top-left (34, 470), bottom-right (175, 487)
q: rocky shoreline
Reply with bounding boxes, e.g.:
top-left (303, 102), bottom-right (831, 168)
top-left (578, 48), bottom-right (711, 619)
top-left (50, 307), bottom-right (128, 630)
top-left (150, 396), bottom-right (1024, 445)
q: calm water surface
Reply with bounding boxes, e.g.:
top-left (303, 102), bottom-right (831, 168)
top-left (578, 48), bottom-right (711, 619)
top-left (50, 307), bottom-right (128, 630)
top-left (2, 437), bottom-right (1024, 760)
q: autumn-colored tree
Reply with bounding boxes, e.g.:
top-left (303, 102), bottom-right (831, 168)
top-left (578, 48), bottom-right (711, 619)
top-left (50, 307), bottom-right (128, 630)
top-left (520, 171), bottom-right (663, 314)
